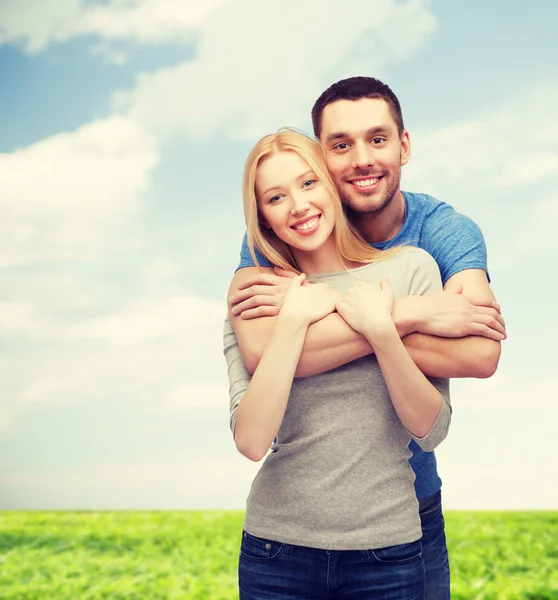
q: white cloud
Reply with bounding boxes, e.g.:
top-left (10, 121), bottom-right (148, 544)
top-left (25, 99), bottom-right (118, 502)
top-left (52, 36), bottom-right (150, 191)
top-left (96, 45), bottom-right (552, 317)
top-left (62, 295), bottom-right (226, 345)
top-left (1, 293), bottom-right (227, 420)
top-left (0, 0), bottom-right (230, 53)
top-left (0, 115), bottom-right (158, 266)
top-left (114, 0), bottom-right (436, 141)
top-left (0, 456), bottom-right (260, 509)
top-left (404, 84), bottom-right (558, 205)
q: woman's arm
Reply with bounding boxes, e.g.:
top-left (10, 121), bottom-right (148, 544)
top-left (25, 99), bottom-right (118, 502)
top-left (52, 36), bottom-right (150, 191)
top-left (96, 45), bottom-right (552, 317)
top-left (233, 311), bottom-right (308, 462)
top-left (365, 319), bottom-right (451, 451)
top-left (226, 275), bottom-right (340, 462)
top-left (336, 274), bottom-right (451, 451)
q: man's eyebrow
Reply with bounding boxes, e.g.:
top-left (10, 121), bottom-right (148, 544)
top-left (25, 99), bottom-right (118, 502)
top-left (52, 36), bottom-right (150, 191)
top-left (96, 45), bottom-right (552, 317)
top-left (325, 125), bottom-right (393, 144)
top-left (367, 125), bottom-right (392, 135)
top-left (325, 132), bottom-right (349, 143)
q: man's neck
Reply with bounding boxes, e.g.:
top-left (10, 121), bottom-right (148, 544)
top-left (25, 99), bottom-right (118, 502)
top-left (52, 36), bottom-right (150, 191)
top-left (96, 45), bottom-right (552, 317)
top-left (354, 190), bottom-right (406, 245)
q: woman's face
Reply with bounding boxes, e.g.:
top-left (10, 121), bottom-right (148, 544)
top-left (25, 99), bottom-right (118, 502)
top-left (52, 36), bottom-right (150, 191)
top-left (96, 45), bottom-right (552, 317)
top-left (255, 151), bottom-right (336, 253)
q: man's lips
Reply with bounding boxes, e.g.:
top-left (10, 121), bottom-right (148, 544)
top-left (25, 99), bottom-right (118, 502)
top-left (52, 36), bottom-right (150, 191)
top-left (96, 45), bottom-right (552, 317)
top-left (347, 176), bottom-right (382, 191)
top-left (290, 214), bottom-right (321, 234)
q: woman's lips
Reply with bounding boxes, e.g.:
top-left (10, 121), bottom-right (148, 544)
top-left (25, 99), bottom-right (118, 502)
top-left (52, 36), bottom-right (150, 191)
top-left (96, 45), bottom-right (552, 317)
top-left (290, 214), bottom-right (321, 236)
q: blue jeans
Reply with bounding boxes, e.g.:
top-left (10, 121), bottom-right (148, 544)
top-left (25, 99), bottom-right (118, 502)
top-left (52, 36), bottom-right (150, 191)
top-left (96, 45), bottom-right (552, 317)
top-left (238, 531), bottom-right (424, 599)
top-left (418, 490), bottom-right (450, 600)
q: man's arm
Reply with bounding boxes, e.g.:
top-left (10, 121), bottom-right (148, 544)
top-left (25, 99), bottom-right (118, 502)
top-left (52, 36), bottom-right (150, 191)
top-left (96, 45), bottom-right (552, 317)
top-left (228, 267), bottom-right (504, 379)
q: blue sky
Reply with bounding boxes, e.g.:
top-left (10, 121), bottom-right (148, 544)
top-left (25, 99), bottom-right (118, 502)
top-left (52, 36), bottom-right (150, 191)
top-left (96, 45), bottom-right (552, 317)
top-left (1, 0), bottom-right (557, 510)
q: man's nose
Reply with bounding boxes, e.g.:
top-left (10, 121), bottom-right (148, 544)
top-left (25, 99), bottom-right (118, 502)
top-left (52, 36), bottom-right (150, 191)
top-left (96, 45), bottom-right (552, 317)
top-left (351, 141), bottom-right (375, 169)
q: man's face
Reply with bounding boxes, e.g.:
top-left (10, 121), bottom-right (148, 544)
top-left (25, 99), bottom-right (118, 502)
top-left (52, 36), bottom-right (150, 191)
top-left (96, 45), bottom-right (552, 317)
top-left (319, 98), bottom-right (410, 216)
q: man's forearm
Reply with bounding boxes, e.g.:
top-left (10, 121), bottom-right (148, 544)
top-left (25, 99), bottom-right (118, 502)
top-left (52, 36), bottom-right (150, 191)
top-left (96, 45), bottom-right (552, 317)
top-left (232, 311), bottom-right (500, 379)
top-left (295, 315), bottom-right (501, 378)
top-left (402, 333), bottom-right (501, 379)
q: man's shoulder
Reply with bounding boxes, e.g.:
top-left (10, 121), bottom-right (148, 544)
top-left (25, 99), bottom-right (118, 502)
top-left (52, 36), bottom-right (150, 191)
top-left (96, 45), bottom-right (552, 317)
top-left (403, 190), bottom-right (456, 218)
top-left (403, 190), bottom-right (476, 231)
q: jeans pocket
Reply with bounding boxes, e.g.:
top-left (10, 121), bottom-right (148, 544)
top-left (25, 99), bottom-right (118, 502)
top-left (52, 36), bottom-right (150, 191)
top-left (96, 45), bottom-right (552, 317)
top-left (418, 490), bottom-right (442, 517)
top-left (240, 531), bottom-right (285, 561)
top-left (371, 540), bottom-right (422, 564)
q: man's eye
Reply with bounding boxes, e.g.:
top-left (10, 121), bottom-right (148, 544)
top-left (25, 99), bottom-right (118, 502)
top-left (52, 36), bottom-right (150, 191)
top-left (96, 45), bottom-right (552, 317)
top-left (334, 142), bottom-right (349, 150)
top-left (371, 137), bottom-right (384, 144)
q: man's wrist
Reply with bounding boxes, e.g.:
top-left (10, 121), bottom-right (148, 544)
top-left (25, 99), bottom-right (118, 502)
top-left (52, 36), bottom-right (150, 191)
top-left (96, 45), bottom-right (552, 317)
top-left (393, 296), bottom-right (421, 337)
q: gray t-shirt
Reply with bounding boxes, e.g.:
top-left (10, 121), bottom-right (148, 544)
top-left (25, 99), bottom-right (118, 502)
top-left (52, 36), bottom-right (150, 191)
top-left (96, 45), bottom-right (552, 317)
top-left (223, 247), bottom-right (451, 550)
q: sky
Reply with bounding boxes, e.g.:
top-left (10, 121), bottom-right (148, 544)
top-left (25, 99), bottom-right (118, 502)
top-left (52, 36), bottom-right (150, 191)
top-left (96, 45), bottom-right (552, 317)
top-left (1, 0), bottom-right (557, 510)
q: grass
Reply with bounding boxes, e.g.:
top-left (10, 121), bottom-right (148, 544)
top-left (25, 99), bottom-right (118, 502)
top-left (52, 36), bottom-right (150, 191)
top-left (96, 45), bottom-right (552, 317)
top-left (0, 511), bottom-right (556, 599)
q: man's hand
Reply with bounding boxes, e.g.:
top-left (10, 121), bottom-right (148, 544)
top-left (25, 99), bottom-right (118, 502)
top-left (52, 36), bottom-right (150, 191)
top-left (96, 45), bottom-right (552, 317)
top-left (229, 267), bottom-right (299, 319)
top-left (394, 285), bottom-right (506, 341)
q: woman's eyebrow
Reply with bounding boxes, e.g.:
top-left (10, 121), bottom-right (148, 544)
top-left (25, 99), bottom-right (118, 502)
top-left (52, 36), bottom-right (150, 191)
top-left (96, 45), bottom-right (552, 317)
top-left (296, 170), bottom-right (316, 182)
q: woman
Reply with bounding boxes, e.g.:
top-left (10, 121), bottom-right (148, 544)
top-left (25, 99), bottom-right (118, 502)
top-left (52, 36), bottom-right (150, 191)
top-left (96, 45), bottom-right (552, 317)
top-left (223, 128), bottom-right (451, 599)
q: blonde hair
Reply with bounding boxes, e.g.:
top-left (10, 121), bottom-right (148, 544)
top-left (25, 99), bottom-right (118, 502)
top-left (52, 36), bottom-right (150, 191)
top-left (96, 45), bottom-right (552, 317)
top-left (243, 128), bottom-right (400, 273)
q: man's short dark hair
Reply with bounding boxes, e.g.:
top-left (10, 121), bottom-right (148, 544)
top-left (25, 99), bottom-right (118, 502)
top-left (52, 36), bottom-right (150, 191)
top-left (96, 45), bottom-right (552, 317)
top-left (311, 76), bottom-right (404, 138)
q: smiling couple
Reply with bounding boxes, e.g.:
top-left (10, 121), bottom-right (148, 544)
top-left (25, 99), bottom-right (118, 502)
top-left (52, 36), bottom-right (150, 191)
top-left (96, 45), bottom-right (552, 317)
top-left (223, 76), bottom-right (506, 600)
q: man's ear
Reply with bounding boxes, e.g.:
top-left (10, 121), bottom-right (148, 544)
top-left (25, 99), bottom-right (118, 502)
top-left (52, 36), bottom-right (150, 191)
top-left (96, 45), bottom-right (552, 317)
top-left (400, 129), bottom-right (411, 167)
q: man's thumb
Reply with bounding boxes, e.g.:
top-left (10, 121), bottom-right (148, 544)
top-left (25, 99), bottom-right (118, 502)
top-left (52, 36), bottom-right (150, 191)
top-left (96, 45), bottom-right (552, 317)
top-left (274, 266), bottom-right (298, 279)
top-left (445, 282), bottom-right (463, 294)
top-left (292, 272), bottom-right (306, 287)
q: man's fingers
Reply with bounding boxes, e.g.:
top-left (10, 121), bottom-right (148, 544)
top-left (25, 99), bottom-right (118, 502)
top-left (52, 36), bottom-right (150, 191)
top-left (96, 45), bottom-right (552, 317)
top-left (474, 314), bottom-right (507, 337)
top-left (274, 266), bottom-right (298, 279)
top-left (232, 294), bottom-right (279, 315)
top-left (236, 273), bottom-right (286, 290)
top-left (470, 323), bottom-right (506, 341)
top-left (240, 305), bottom-right (281, 320)
top-left (469, 296), bottom-right (502, 313)
top-left (473, 306), bottom-right (506, 330)
top-left (230, 284), bottom-right (285, 306)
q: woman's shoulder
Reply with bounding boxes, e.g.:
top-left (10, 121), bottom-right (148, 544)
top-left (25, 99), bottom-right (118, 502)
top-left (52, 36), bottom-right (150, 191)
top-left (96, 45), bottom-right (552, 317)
top-left (360, 247), bottom-right (442, 290)
top-left (364, 246), bottom-right (439, 274)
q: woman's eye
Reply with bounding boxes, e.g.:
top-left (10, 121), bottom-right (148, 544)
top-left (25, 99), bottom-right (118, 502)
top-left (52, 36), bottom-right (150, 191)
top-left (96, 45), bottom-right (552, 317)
top-left (302, 179), bottom-right (317, 188)
top-left (268, 194), bottom-right (281, 203)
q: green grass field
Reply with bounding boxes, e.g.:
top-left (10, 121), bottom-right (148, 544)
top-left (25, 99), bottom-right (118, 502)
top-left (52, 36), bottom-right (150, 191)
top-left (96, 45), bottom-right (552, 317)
top-left (1, 511), bottom-right (556, 599)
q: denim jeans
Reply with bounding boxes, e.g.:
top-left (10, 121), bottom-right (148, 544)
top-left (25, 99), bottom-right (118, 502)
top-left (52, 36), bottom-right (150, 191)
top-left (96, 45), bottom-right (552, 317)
top-left (238, 531), bottom-right (424, 599)
top-left (418, 490), bottom-right (450, 600)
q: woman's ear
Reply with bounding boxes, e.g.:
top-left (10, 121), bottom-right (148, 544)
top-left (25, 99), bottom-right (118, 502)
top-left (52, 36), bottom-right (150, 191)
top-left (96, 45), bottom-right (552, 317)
top-left (258, 216), bottom-right (272, 229)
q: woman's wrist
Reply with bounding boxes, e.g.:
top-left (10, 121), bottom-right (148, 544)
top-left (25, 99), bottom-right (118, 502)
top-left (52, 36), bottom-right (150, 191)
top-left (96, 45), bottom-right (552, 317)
top-left (363, 320), bottom-right (399, 349)
top-left (276, 306), bottom-right (312, 330)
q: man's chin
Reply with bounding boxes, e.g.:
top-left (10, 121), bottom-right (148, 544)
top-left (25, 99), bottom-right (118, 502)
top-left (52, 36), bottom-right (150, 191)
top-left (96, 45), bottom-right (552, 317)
top-left (342, 193), bottom-right (387, 215)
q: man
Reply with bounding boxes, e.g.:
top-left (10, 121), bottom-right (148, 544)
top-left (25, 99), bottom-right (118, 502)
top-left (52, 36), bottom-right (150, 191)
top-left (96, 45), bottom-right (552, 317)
top-left (226, 77), bottom-right (505, 599)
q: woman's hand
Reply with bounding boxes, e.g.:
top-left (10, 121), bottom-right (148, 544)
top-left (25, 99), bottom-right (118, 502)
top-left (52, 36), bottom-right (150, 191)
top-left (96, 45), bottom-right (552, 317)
top-left (336, 279), bottom-right (396, 341)
top-left (280, 274), bottom-right (341, 325)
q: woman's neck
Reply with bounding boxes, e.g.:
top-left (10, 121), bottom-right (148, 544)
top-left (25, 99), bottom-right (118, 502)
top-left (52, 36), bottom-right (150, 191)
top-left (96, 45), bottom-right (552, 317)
top-left (291, 234), bottom-right (354, 276)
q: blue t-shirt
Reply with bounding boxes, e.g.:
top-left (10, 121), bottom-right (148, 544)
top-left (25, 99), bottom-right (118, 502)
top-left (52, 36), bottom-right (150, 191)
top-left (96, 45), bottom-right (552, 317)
top-left (236, 191), bottom-right (489, 499)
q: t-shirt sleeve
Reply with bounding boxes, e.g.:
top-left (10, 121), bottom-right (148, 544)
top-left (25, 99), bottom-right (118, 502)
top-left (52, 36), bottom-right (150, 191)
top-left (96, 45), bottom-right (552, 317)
top-left (422, 204), bottom-right (489, 285)
top-left (237, 232), bottom-right (274, 271)
top-left (223, 316), bottom-right (252, 436)
top-left (404, 248), bottom-right (452, 452)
